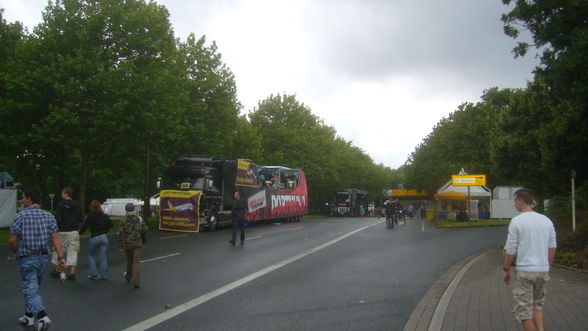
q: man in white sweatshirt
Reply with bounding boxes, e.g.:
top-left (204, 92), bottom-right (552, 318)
top-left (503, 188), bottom-right (557, 331)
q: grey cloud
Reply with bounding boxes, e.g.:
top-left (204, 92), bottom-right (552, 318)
top-left (301, 0), bottom-right (538, 89)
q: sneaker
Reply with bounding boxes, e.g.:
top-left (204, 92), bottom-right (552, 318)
top-left (88, 275), bottom-right (99, 280)
top-left (37, 316), bottom-right (51, 331)
top-left (18, 314), bottom-right (34, 327)
top-left (67, 274), bottom-right (76, 281)
top-left (229, 240), bottom-right (235, 246)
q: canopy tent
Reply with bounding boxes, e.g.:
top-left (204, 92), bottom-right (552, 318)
top-left (435, 170), bottom-right (491, 220)
top-left (436, 180), bottom-right (491, 198)
top-left (0, 172), bottom-right (15, 188)
top-left (433, 191), bottom-right (468, 200)
top-left (390, 189), bottom-right (432, 200)
top-left (0, 189), bottom-right (17, 227)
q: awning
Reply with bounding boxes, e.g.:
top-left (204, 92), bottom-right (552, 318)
top-left (434, 191), bottom-right (468, 200)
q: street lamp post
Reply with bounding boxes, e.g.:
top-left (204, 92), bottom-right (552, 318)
top-left (48, 193), bottom-right (55, 211)
top-left (571, 169), bottom-right (576, 232)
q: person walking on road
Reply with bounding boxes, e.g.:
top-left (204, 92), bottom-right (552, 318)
top-left (229, 191), bottom-right (247, 245)
top-left (50, 186), bottom-right (83, 281)
top-left (79, 200), bottom-right (113, 280)
top-left (9, 187), bottom-right (66, 331)
top-left (118, 203), bottom-right (147, 288)
top-left (503, 188), bottom-right (557, 331)
top-left (384, 198), bottom-right (395, 228)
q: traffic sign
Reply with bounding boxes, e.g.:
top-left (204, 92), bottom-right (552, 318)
top-left (451, 174), bottom-right (486, 186)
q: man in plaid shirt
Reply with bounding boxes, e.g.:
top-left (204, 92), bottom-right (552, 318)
top-left (9, 187), bottom-right (65, 331)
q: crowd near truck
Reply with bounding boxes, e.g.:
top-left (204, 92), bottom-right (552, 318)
top-left (330, 189), bottom-right (368, 217)
top-left (158, 155), bottom-right (308, 232)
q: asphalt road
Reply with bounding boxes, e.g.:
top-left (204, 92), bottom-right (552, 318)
top-left (0, 216), bottom-right (507, 330)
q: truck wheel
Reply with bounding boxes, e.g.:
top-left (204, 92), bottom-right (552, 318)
top-left (208, 213), bottom-right (218, 231)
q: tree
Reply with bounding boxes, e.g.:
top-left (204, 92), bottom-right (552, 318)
top-left (502, 0), bottom-right (588, 195)
top-left (0, 10), bottom-right (27, 178)
top-left (404, 88), bottom-right (518, 193)
top-left (6, 0), bottom-right (182, 209)
top-left (174, 34), bottom-right (243, 157)
top-left (250, 93), bottom-right (400, 210)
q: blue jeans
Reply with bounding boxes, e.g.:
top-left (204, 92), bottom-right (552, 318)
top-left (18, 255), bottom-right (49, 315)
top-left (88, 234), bottom-right (109, 278)
top-left (231, 219), bottom-right (245, 243)
top-left (385, 215), bottom-right (393, 228)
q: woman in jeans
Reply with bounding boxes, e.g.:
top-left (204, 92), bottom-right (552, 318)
top-left (79, 200), bottom-right (113, 280)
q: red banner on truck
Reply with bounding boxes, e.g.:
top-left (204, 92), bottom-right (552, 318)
top-left (245, 171), bottom-right (308, 221)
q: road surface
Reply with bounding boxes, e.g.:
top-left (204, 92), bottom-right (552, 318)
top-left (0, 216), bottom-right (507, 330)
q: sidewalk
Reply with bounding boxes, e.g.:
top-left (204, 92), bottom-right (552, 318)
top-left (404, 248), bottom-right (588, 331)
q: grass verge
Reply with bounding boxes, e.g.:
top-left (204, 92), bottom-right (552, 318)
top-left (434, 219), bottom-right (511, 228)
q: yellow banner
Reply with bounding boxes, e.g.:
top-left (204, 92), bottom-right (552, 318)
top-left (451, 174), bottom-right (486, 186)
top-left (160, 190), bottom-right (201, 198)
top-left (391, 189), bottom-right (429, 196)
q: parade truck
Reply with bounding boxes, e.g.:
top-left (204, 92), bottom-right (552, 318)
top-left (158, 155), bottom-right (308, 232)
top-left (330, 189), bottom-right (368, 217)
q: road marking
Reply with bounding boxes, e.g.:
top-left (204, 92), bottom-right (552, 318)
top-left (123, 223), bottom-right (374, 331)
top-left (160, 234), bottom-right (189, 240)
top-left (140, 253), bottom-right (181, 263)
top-left (289, 227), bottom-right (303, 231)
top-left (245, 236), bottom-right (262, 241)
top-left (428, 251), bottom-right (488, 331)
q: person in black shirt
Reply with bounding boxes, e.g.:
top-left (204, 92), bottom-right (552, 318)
top-left (384, 198), bottom-right (395, 228)
top-left (50, 187), bottom-right (83, 281)
top-left (80, 200), bottom-right (113, 280)
top-left (229, 192), bottom-right (247, 245)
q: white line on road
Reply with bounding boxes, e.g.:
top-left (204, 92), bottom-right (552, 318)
top-left (160, 234), bottom-right (189, 240)
top-left (245, 236), bottom-right (262, 241)
top-left (123, 223), bottom-right (374, 331)
top-left (140, 253), bottom-right (181, 263)
top-left (428, 251), bottom-right (488, 331)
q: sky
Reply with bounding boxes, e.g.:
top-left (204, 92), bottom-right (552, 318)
top-left (0, 0), bottom-right (539, 169)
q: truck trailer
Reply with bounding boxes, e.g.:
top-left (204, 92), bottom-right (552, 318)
top-left (158, 155), bottom-right (308, 232)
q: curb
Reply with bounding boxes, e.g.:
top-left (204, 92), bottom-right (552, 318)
top-left (402, 249), bottom-right (492, 331)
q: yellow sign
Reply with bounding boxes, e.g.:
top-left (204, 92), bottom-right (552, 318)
top-left (391, 189), bottom-right (429, 196)
top-left (452, 174), bottom-right (486, 186)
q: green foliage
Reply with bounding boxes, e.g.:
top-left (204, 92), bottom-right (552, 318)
top-left (434, 219), bottom-right (511, 228)
top-left (0, 3), bottom-right (397, 213)
top-left (405, 2), bottom-right (587, 205)
top-left (174, 34), bottom-right (242, 157)
top-left (249, 94), bottom-right (401, 210)
top-left (404, 88), bottom-right (510, 193)
top-left (500, 0), bottom-right (588, 197)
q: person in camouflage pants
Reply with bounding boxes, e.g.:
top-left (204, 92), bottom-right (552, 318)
top-left (118, 203), bottom-right (147, 288)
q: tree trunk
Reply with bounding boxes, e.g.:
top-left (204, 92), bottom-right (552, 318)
top-left (79, 148), bottom-right (90, 215)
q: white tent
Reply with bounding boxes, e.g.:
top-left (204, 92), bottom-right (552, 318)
top-left (491, 186), bottom-right (522, 219)
top-left (435, 169), bottom-right (491, 220)
top-left (0, 189), bottom-right (17, 227)
top-left (436, 179), bottom-right (492, 198)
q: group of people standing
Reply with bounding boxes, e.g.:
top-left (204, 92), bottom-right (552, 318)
top-left (8, 186), bottom-right (147, 330)
top-left (383, 197), bottom-right (402, 228)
